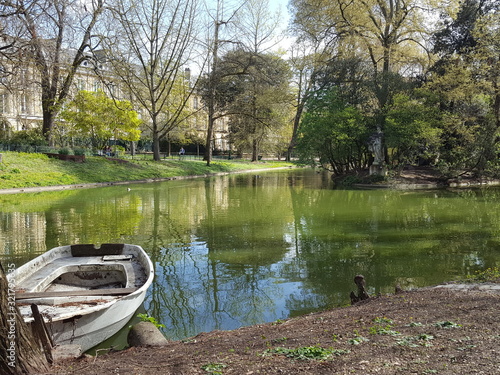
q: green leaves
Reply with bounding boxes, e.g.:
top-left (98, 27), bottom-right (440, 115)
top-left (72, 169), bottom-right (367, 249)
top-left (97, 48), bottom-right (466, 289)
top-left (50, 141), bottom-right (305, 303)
top-left (264, 345), bottom-right (349, 360)
top-left (297, 88), bottom-right (368, 174)
top-left (60, 90), bottom-right (141, 151)
top-left (385, 93), bottom-right (442, 166)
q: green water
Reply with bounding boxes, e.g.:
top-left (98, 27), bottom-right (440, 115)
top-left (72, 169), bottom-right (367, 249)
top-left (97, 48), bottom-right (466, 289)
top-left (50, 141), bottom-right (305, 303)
top-left (1, 169), bottom-right (499, 340)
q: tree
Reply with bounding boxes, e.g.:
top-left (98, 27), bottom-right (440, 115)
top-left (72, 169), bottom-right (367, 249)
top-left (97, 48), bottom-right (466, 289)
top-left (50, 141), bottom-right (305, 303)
top-left (103, 0), bottom-right (203, 161)
top-left (284, 40), bottom-right (331, 162)
top-left (385, 93), bottom-right (442, 168)
top-left (60, 90), bottom-right (141, 152)
top-left (432, 0), bottom-right (495, 56)
top-left (427, 0), bottom-right (500, 176)
top-left (202, 0), bottom-right (285, 165)
top-left (1, 0), bottom-right (105, 143)
top-left (203, 48), bottom-right (291, 161)
top-left (203, 0), bottom-right (240, 166)
top-left (294, 53), bottom-right (375, 173)
top-left (290, 0), bottom-right (437, 173)
top-left (296, 87), bottom-right (368, 174)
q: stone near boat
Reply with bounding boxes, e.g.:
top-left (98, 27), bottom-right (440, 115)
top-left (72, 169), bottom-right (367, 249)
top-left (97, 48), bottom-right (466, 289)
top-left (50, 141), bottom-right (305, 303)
top-left (128, 321), bottom-right (168, 347)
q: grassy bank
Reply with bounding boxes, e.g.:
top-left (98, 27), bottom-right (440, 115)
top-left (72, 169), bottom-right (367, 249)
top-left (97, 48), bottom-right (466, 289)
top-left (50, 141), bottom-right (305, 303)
top-left (0, 152), bottom-right (297, 190)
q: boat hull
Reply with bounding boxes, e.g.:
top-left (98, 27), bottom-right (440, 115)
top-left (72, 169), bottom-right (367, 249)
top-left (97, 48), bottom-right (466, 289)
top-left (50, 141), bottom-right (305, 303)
top-left (49, 291), bottom-right (145, 351)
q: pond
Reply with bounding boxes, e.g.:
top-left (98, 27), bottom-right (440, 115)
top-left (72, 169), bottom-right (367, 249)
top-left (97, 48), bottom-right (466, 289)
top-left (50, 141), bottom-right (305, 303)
top-left (1, 168), bottom-right (499, 342)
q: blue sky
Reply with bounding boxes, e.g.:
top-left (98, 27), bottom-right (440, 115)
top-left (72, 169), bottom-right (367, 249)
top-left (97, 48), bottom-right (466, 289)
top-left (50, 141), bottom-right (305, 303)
top-left (271, 0), bottom-right (291, 31)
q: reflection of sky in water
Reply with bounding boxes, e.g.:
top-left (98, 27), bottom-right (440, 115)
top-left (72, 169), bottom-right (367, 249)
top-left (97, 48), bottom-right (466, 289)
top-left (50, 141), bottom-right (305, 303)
top-left (147, 240), bottom-right (324, 340)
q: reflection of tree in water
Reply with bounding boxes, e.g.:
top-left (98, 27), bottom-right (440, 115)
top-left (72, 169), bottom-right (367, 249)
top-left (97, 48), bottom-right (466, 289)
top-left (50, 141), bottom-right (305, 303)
top-left (146, 176), bottom-right (294, 339)
top-left (145, 243), bottom-right (288, 340)
top-left (287, 186), bottom-right (500, 305)
top-left (3, 170), bottom-right (500, 339)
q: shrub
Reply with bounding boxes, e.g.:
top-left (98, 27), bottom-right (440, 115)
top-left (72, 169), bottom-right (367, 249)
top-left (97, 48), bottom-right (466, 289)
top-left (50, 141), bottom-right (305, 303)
top-left (74, 148), bottom-right (87, 156)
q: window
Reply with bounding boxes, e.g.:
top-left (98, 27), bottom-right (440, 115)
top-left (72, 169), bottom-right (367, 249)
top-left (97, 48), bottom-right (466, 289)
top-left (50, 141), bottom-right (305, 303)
top-left (20, 69), bottom-right (29, 87)
top-left (20, 94), bottom-right (29, 114)
top-left (0, 93), bottom-right (8, 114)
top-left (78, 79), bottom-right (86, 91)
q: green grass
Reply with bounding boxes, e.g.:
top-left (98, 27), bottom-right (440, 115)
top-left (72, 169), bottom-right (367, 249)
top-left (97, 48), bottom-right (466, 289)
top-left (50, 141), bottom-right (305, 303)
top-left (0, 152), bottom-right (297, 190)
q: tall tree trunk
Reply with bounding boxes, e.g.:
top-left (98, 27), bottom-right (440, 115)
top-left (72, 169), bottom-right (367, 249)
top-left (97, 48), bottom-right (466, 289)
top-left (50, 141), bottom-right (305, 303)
top-left (286, 102), bottom-right (304, 161)
top-left (286, 66), bottom-right (307, 162)
top-left (252, 138), bottom-right (258, 162)
top-left (152, 118), bottom-right (161, 161)
top-left (42, 102), bottom-right (55, 146)
top-left (204, 115), bottom-right (214, 165)
top-left (205, 18), bottom-right (223, 167)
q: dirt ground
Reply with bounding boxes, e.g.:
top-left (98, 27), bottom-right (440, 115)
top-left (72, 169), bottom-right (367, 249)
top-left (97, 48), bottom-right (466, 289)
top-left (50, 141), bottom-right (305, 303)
top-left (41, 282), bottom-right (500, 375)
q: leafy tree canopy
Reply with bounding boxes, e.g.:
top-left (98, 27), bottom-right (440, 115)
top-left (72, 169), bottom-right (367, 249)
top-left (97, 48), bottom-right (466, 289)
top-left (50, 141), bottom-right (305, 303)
top-left (297, 87), bottom-right (368, 174)
top-left (60, 90), bottom-right (141, 151)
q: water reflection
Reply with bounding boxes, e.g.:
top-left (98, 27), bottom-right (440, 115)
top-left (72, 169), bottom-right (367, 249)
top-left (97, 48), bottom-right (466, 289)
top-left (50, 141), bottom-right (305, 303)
top-left (1, 170), bottom-right (499, 340)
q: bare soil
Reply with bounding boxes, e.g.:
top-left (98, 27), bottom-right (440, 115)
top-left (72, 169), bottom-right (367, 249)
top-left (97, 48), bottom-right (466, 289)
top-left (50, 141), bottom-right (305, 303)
top-left (42, 283), bottom-right (500, 375)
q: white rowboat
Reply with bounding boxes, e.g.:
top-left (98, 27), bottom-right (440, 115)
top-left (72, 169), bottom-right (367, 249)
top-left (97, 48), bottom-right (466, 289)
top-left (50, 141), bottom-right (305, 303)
top-left (8, 243), bottom-right (154, 353)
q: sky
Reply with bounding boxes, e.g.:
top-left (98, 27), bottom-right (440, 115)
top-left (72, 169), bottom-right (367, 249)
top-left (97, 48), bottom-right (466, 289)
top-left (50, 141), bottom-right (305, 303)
top-left (270, 0), bottom-right (294, 54)
top-left (270, 0), bottom-right (290, 24)
top-left (270, 0), bottom-right (291, 37)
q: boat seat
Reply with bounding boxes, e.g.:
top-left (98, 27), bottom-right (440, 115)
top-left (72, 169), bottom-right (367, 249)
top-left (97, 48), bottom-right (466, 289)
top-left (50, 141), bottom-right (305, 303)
top-left (71, 243), bottom-right (124, 257)
top-left (16, 287), bottom-right (139, 300)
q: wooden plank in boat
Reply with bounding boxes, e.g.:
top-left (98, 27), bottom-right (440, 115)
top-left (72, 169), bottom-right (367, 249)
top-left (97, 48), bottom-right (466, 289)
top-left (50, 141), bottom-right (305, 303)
top-left (102, 255), bottom-right (133, 261)
top-left (16, 288), bottom-right (138, 300)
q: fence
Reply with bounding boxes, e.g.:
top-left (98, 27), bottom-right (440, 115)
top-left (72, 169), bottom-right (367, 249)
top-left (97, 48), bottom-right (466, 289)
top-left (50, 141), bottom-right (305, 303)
top-left (0, 144), bottom-right (54, 153)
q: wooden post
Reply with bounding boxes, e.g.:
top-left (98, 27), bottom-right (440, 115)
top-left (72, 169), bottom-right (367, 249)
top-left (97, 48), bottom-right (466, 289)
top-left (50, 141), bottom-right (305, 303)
top-left (31, 304), bottom-right (53, 364)
top-left (0, 262), bottom-right (50, 375)
top-left (350, 274), bottom-right (370, 305)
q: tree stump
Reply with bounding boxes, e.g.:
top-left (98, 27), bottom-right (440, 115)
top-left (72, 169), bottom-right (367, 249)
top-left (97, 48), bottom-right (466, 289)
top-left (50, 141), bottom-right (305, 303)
top-left (1, 262), bottom-right (50, 374)
top-left (350, 274), bottom-right (370, 304)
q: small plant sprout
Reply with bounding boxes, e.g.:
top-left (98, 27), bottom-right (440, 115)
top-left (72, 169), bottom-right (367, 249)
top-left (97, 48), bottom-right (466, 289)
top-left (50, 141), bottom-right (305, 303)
top-left (372, 317), bottom-right (394, 325)
top-left (396, 334), bottom-right (434, 347)
top-left (434, 321), bottom-right (462, 329)
top-left (263, 345), bottom-right (349, 361)
top-left (201, 362), bottom-right (227, 374)
top-left (137, 313), bottom-right (166, 328)
top-left (348, 335), bottom-right (370, 345)
top-left (368, 317), bottom-right (400, 336)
